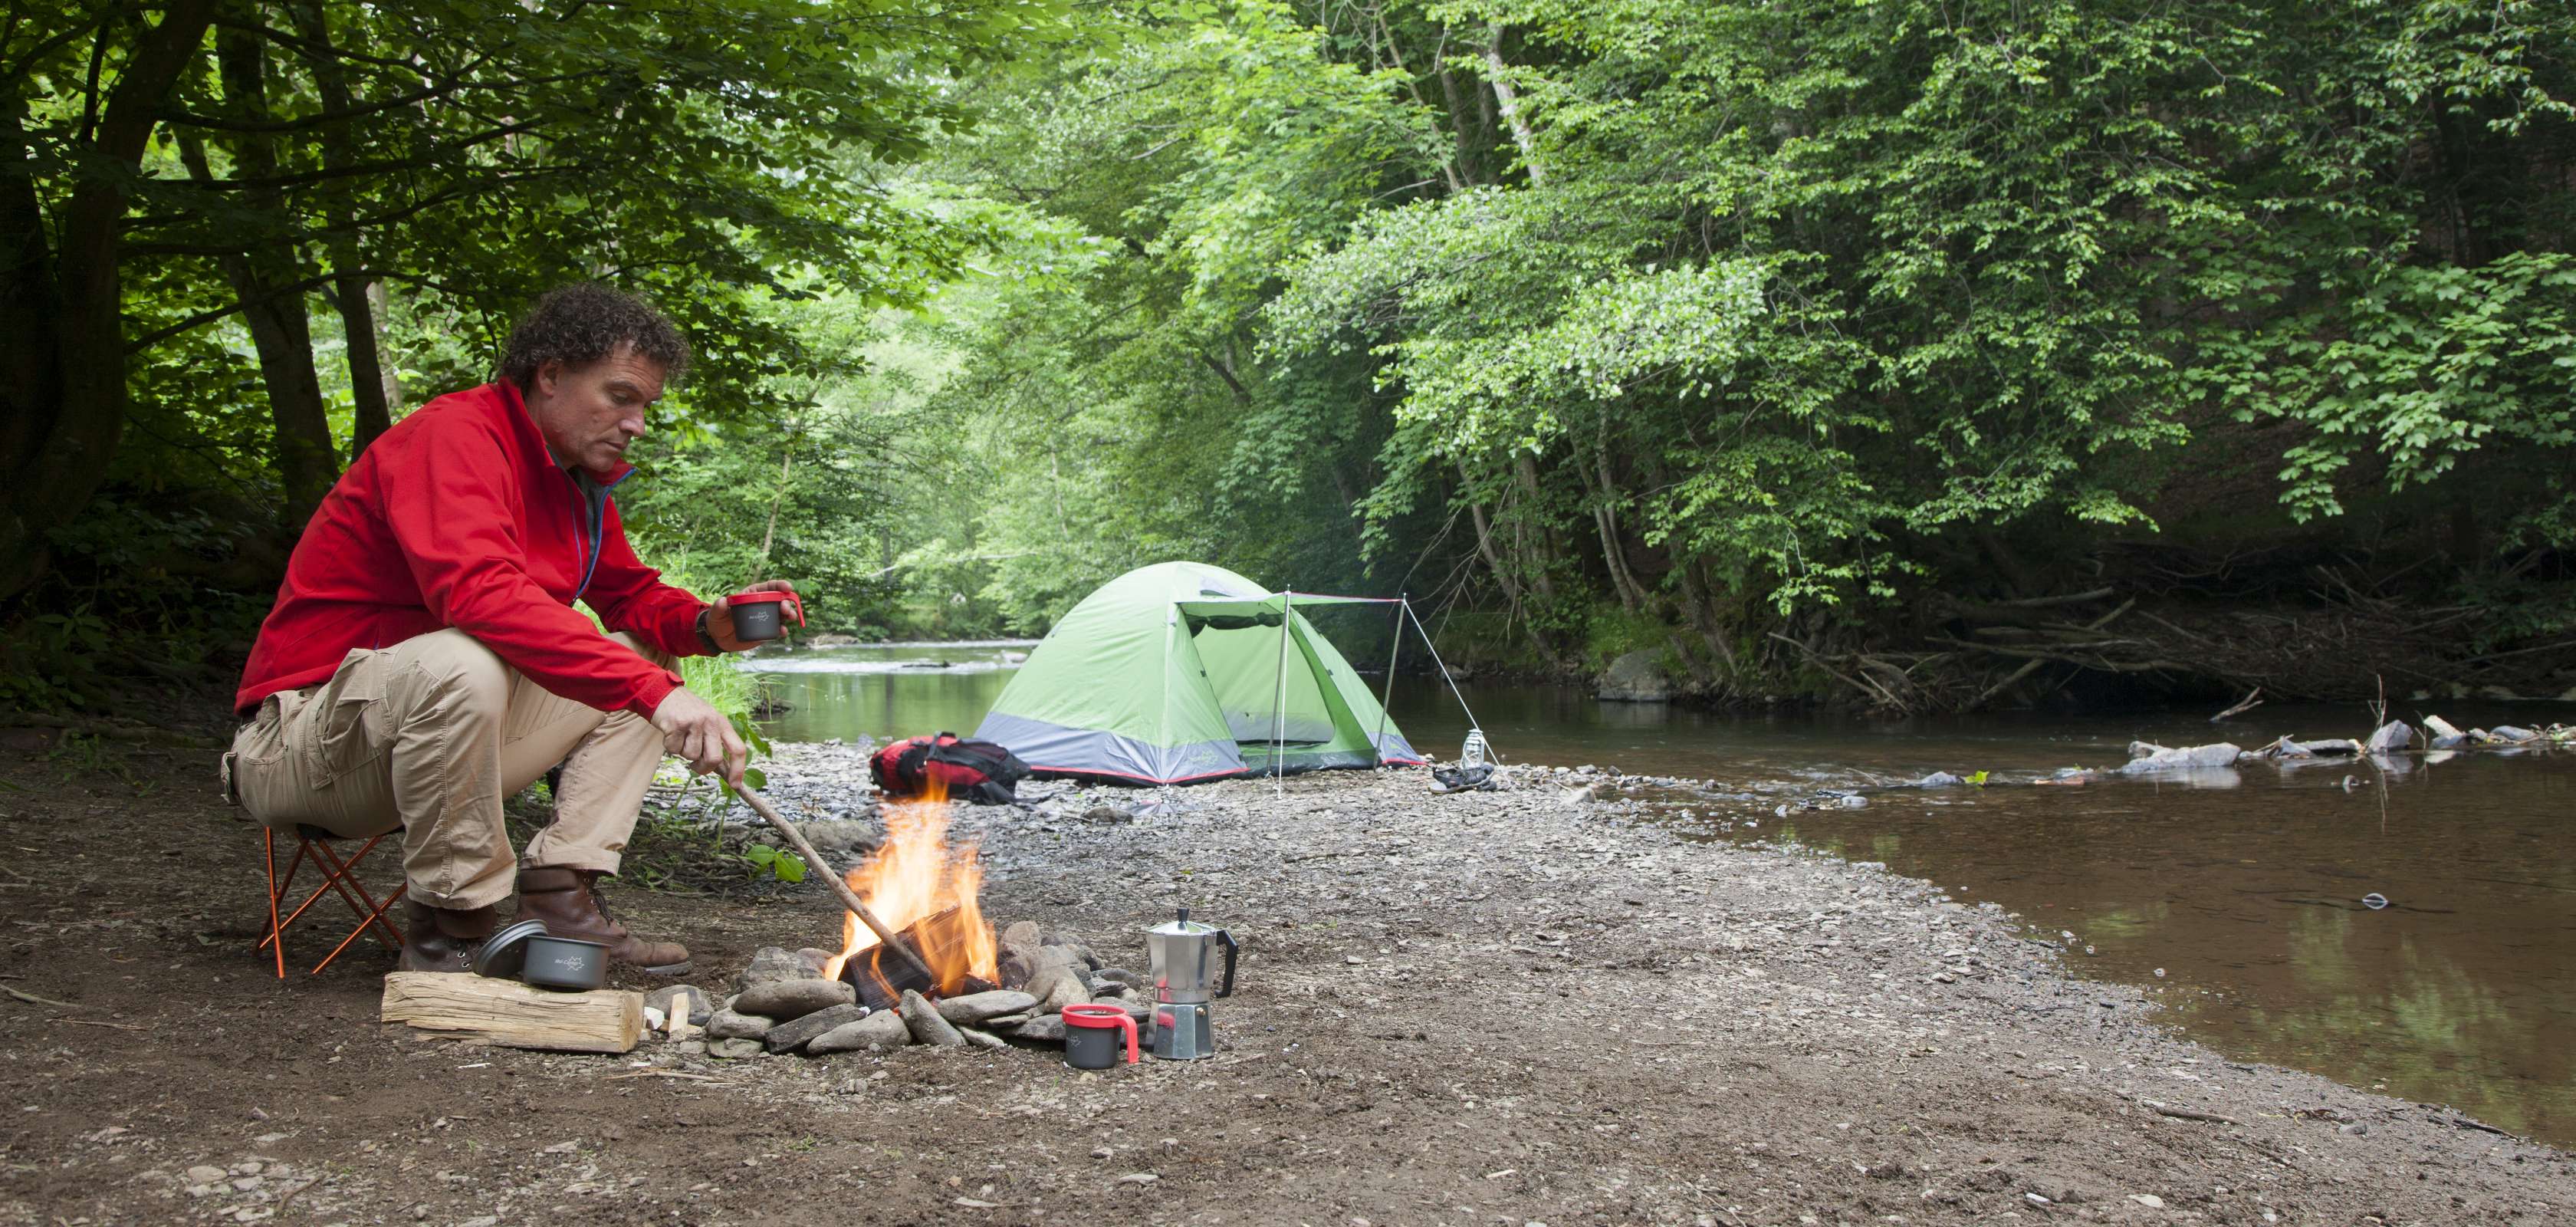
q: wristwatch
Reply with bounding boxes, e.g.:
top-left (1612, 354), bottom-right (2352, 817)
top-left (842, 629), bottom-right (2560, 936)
top-left (694, 607), bottom-right (724, 655)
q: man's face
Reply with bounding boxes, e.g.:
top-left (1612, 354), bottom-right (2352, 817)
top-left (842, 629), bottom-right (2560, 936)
top-left (527, 346), bottom-right (667, 472)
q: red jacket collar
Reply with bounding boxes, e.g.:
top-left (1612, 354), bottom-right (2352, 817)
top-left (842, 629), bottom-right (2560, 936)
top-left (497, 379), bottom-right (637, 485)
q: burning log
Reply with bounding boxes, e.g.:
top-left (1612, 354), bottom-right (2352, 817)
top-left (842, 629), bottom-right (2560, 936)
top-left (838, 906), bottom-right (985, 1009)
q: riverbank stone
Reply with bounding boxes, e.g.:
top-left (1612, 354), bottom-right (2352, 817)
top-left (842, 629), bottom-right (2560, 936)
top-left (705, 1008), bottom-right (773, 1041)
top-left (936, 990), bottom-right (1039, 1026)
top-left (1596, 650), bottom-right (1677, 702)
top-left (899, 990), bottom-right (966, 1047)
top-left (766, 1003), bottom-right (869, 1053)
top-left (734, 978), bottom-right (855, 1021)
top-left (807, 1011), bottom-right (912, 1054)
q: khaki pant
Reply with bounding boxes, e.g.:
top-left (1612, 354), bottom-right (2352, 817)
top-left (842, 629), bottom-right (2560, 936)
top-left (230, 629), bottom-right (669, 910)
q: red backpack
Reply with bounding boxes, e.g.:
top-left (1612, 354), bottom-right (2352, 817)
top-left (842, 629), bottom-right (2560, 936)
top-left (870, 732), bottom-right (1031, 805)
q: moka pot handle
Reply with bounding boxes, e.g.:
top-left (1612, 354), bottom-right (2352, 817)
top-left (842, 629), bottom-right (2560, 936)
top-left (1214, 928), bottom-right (1238, 998)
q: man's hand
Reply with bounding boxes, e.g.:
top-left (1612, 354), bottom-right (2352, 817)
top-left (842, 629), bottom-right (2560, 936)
top-left (651, 686), bottom-right (748, 785)
top-left (705, 579), bottom-right (804, 653)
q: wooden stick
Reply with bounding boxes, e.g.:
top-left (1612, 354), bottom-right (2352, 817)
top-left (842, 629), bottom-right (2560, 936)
top-left (732, 785), bottom-right (936, 985)
top-left (2210, 685), bottom-right (2264, 722)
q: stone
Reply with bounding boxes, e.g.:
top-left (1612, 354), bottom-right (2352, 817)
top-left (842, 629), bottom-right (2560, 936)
top-left (185, 1166), bottom-right (226, 1184)
top-left (807, 1011), bottom-right (913, 1054)
top-left (959, 1026), bottom-right (1007, 1051)
top-left (1001, 920), bottom-right (1043, 956)
top-left (2491, 724), bottom-right (2540, 743)
top-left (794, 948), bottom-right (836, 977)
top-left (1007, 1015), bottom-right (1066, 1044)
top-left (1092, 966), bottom-right (1142, 989)
top-left (705, 1008), bottom-right (774, 1041)
top-left (708, 1038), bottom-right (765, 1060)
top-left (2364, 720), bottom-right (2418, 753)
top-left (734, 978), bottom-right (856, 1021)
top-left (736, 946), bottom-right (811, 992)
top-left (981, 1012), bottom-right (1033, 1030)
top-left (765, 1002), bottom-right (870, 1053)
top-left (936, 990), bottom-right (1040, 1026)
top-left (1917, 771), bottom-right (1965, 788)
top-left (2128, 1195), bottom-right (2165, 1209)
top-left (1027, 965), bottom-right (1092, 1012)
top-left (1083, 804), bottom-right (1135, 824)
top-left (2118, 742), bottom-right (2241, 774)
top-left (899, 990), bottom-right (966, 1047)
top-left (645, 985), bottom-right (713, 1028)
top-left (1596, 650), bottom-right (1676, 702)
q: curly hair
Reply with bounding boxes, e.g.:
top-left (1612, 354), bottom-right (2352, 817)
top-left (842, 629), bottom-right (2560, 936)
top-left (496, 283), bottom-right (692, 390)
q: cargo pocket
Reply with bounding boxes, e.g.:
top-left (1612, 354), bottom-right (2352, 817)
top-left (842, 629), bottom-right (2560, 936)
top-left (304, 650), bottom-right (392, 784)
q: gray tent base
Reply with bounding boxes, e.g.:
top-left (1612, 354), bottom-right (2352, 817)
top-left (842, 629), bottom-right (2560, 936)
top-left (981, 711), bottom-right (1423, 787)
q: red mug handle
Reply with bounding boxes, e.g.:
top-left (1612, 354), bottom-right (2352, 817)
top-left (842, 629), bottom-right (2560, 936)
top-left (1116, 1011), bottom-right (1138, 1064)
top-left (778, 591), bottom-right (805, 627)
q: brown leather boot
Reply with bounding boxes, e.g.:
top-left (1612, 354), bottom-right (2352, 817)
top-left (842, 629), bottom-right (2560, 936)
top-left (515, 867), bottom-right (692, 974)
top-left (397, 900), bottom-right (497, 973)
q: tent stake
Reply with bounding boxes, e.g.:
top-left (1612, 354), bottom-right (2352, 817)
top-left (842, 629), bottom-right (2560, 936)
top-left (1373, 593), bottom-right (1405, 766)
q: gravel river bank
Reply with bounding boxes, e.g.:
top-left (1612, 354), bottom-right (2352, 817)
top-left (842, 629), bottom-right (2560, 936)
top-left (0, 731), bottom-right (2568, 1225)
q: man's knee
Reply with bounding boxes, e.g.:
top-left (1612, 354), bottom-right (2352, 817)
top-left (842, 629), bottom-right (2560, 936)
top-left (395, 629), bottom-right (511, 718)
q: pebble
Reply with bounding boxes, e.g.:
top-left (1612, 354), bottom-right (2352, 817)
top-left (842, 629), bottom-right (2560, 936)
top-left (1118, 1172), bottom-right (1160, 1185)
top-left (708, 1038), bottom-right (765, 1060)
top-left (807, 1011), bottom-right (913, 1054)
top-left (766, 1003), bottom-right (871, 1053)
top-left (734, 977), bottom-right (856, 1021)
top-left (899, 989), bottom-right (967, 1047)
top-left (186, 1166), bottom-right (226, 1184)
top-left (958, 1026), bottom-right (1007, 1051)
top-left (2129, 1194), bottom-right (2166, 1209)
top-left (705, 1008), bottom-right (774, 1041)
top-left (936, 990), bottom-right (1040, 1025)
top-left (1083, 804), bottom-right (1134, 824)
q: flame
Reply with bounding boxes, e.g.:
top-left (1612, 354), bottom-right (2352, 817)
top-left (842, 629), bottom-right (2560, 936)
top-left (821, 778), bottom-right (998, 997)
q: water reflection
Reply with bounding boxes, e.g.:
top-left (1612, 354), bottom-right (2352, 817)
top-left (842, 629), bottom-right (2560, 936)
top-left (1745, 754), bottom-right (2574, 1146)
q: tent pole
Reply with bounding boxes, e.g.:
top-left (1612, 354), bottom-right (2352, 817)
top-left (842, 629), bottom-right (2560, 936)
top-left (1373, 594), bottom-right (1404, 767)
top-left (1270, 591), bottom-right (1295, 793)
top-left (1405, 598), bottom-right (1495, 762)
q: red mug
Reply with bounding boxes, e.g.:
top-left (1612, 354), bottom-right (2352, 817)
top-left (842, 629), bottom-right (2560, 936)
top-left (726, 590), bottom-right (804, 642)
top-left (1062, 1004), bottom-right (1138, 1069)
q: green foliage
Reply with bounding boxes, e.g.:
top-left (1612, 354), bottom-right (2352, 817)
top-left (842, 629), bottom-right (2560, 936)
top-left (739, 843), bottom-right (809, 883)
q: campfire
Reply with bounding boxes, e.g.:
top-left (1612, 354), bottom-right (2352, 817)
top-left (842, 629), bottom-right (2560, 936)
top-left (820, 782), bottom-right (1001, 1010)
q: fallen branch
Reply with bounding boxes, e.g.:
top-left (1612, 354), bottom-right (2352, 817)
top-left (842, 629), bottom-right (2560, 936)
top-left (2, 985), bottom-right (82, 1008)
top-left (59, 1018), bottom-right (148, 1031)
top-left (2210, 686), bottom-right (2264, 722)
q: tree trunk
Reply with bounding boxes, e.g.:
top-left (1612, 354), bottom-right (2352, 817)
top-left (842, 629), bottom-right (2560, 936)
top-left (0, 0), bottom-right (219, 600)
top-left (291, 0), bottom-right (395, 459)
top-left (1483, 24), bottom-right (1544, 187)
top-left (199, 19), bottom-right (337, 529)
top-left (1511, 449), bottom-right (1560, 600)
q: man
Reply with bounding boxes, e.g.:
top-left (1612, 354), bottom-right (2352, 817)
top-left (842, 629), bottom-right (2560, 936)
top-left (228, 283), bottom-right (791, 975)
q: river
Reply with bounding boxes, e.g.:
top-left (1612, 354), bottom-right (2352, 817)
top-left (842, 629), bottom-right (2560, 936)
top-left (745, 641), bottom-right (2576, 1146)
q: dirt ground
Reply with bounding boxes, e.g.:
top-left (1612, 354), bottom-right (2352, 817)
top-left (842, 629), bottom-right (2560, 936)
top-left (2, 716), bottom-right (2571, 1227)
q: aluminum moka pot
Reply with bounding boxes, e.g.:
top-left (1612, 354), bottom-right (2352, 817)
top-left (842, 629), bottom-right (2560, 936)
top-left (1145, 906), bottom-right (1237, 1060)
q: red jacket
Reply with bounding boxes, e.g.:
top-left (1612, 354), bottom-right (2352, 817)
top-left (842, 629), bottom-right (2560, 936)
top-left (235, 381), bottom-right (708, 718)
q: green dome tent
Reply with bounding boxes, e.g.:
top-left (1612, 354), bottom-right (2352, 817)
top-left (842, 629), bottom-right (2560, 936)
top-left (973, 561), bottom-right (1426, 785)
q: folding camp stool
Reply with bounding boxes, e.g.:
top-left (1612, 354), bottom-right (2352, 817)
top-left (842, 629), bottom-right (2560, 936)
top-left (257, 825), bottom-right (406, 976)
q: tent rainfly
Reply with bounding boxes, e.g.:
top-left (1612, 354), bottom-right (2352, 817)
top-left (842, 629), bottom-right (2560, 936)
top-left (973, 561), bottom-right (1427, 785)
